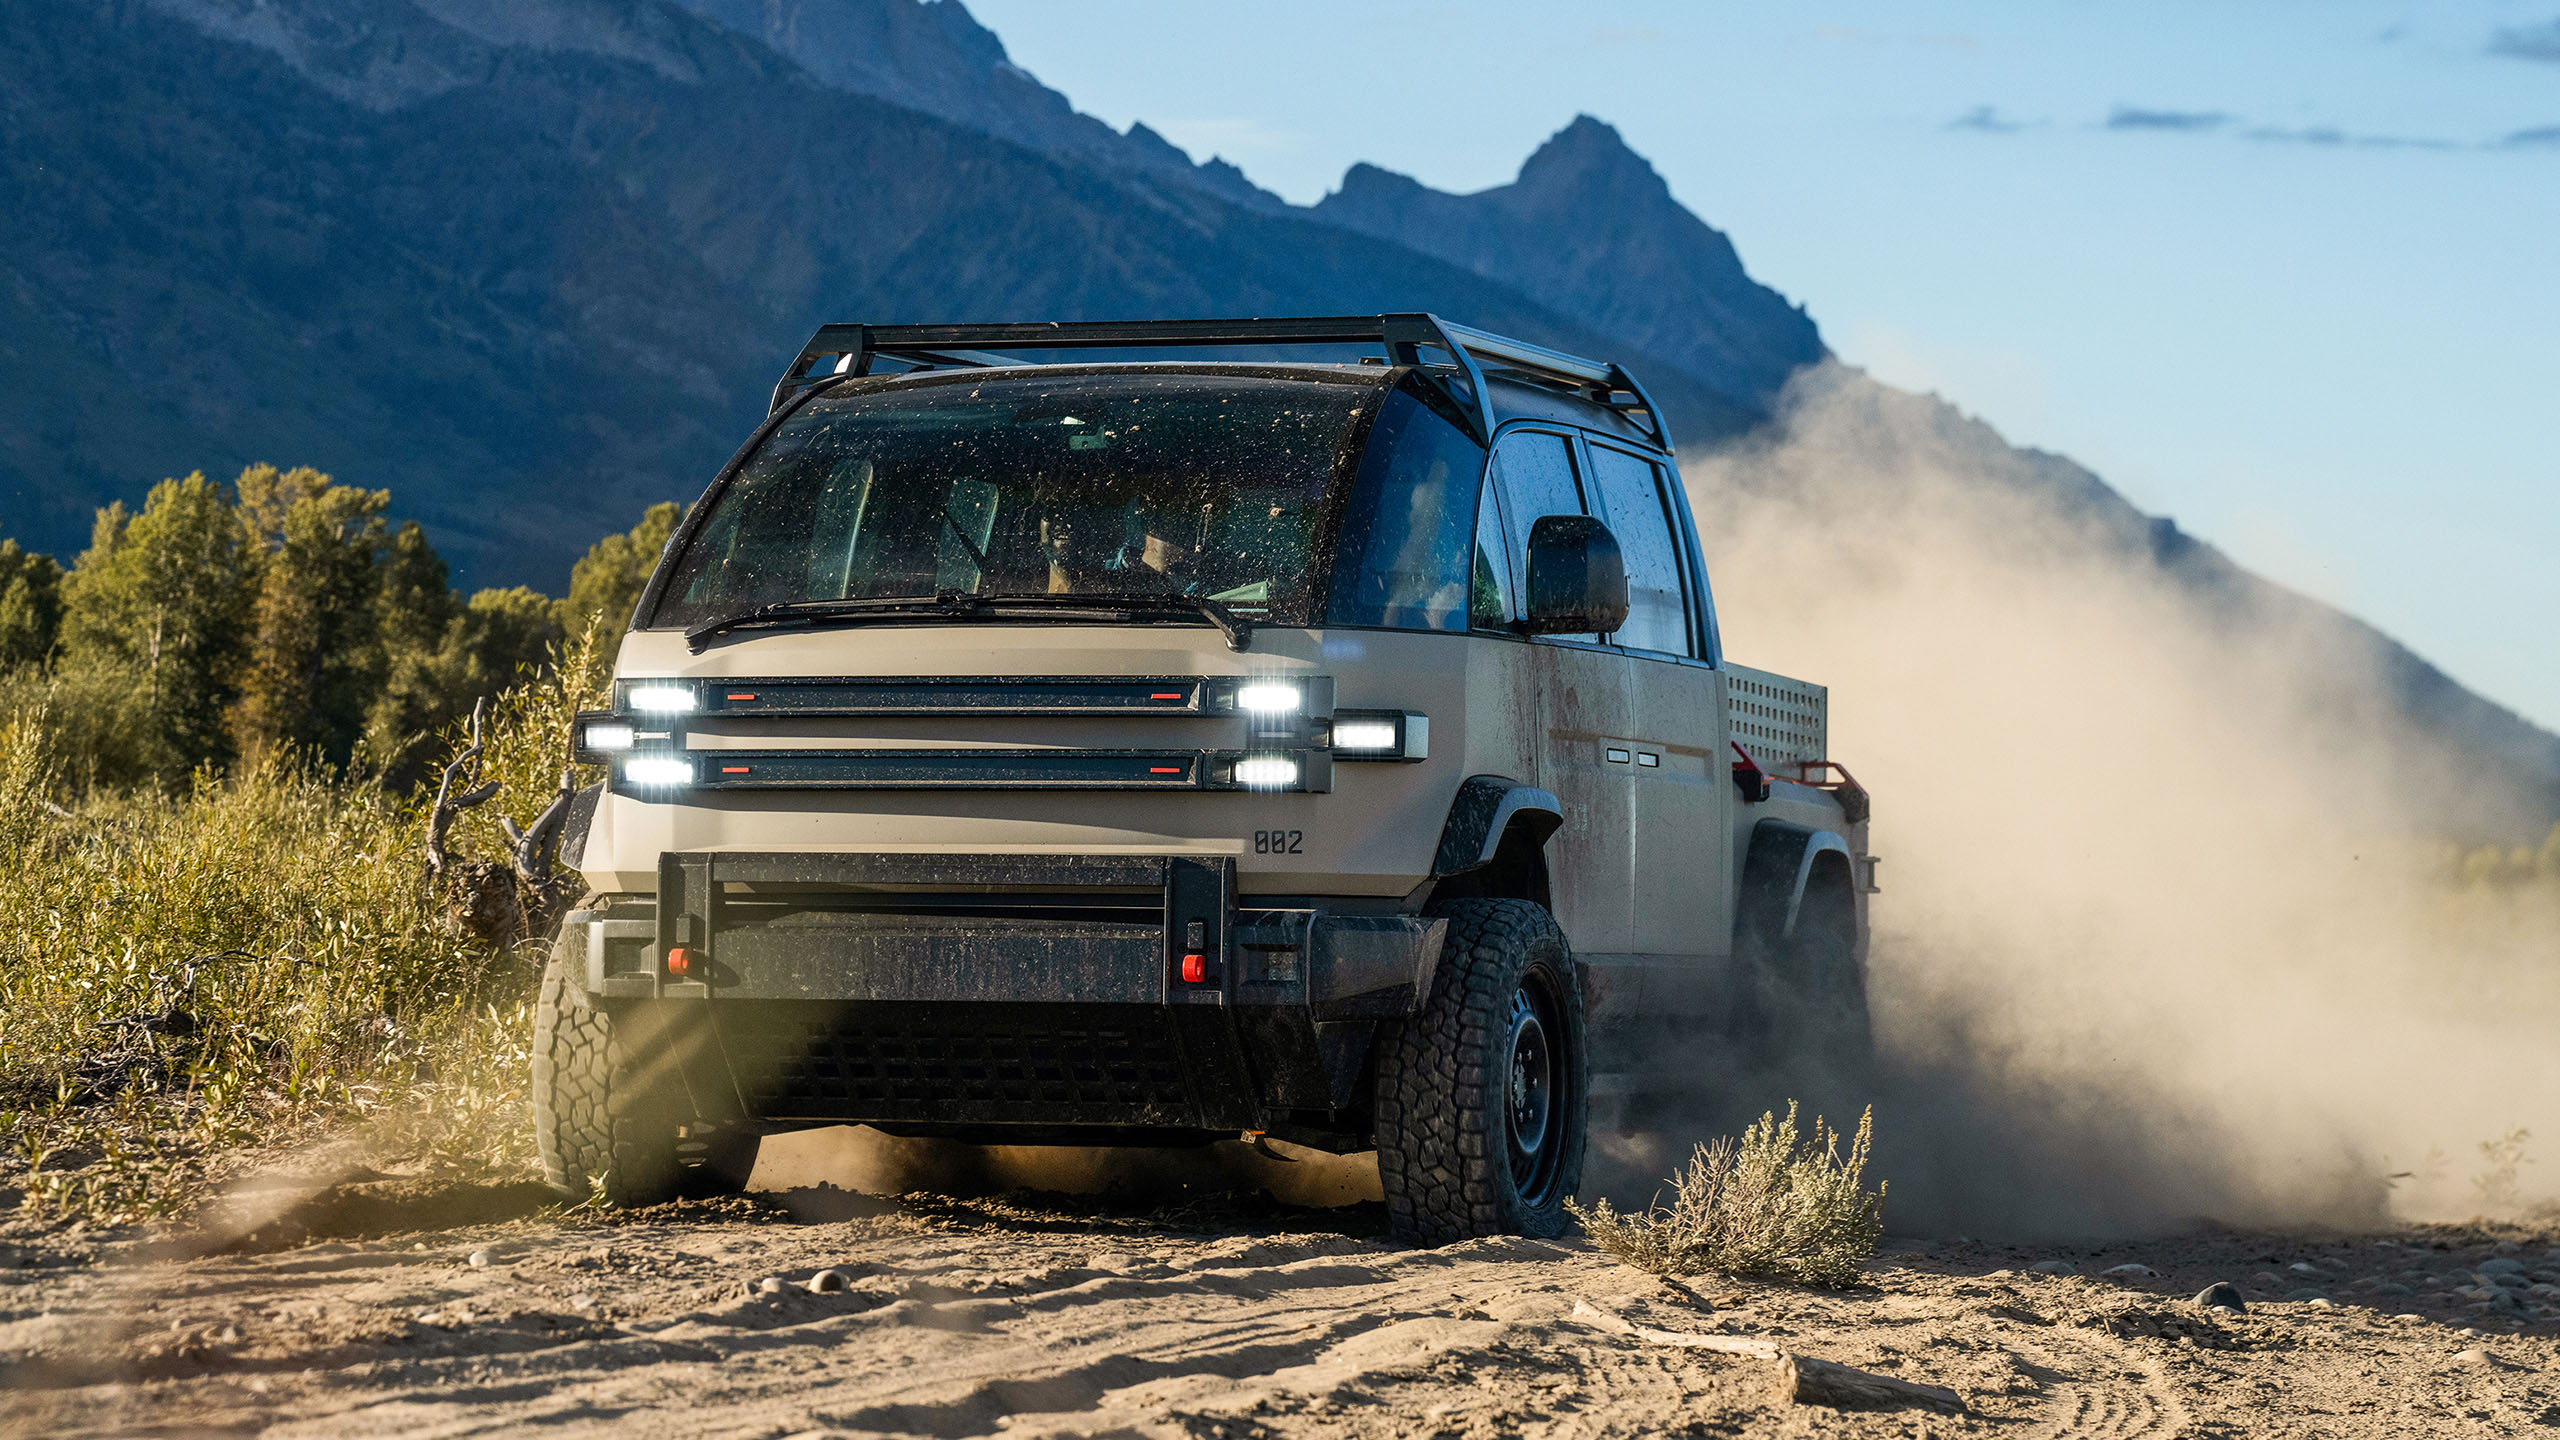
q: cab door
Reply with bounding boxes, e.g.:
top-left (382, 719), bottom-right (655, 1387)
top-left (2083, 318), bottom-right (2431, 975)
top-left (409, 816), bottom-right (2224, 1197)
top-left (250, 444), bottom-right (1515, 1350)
top-left (1580, 439), bottom-right (1731, 980)
top-left (1484, 427), bottom-right (1636, 959)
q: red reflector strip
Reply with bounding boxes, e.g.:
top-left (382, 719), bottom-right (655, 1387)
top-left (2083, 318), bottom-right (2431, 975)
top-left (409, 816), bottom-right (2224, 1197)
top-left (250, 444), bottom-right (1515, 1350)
top-left (720, 765), bottom-right (751, 774)
top-left (1150, 692), bottom-right (1184, 701)
top-left (1150, 766), bottom-right (1182, 774)
top-left (726, 692), bottom-right (757, 701)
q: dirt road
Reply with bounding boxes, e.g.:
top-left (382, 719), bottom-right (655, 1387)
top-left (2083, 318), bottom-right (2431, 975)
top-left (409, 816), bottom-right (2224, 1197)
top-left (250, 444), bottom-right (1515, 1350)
top-left (2, 1140), bottom-right (2555, 1439)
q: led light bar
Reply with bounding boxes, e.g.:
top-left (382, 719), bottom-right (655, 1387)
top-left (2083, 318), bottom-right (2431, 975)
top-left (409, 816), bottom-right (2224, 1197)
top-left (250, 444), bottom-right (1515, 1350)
top-left (1234, 682), bottom-right (1301, 715)
top-left (1328, 710), bottom-right (1428, 761)
top-left (622, 756), bottom-right (695, 787)
top-left (1232, 756), bottom-right (1300, 789)
top-left (625, 683), bottom-right (698, 715)
top-left (583, 721), bottom-right (635, 752)
top-left (1202, 751), bottom-right (1332, 793)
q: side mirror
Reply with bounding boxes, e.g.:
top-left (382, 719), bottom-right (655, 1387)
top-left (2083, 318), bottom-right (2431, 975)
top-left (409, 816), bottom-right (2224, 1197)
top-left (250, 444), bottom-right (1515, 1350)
top-left (1521, 514), bottom-right (1629, 636)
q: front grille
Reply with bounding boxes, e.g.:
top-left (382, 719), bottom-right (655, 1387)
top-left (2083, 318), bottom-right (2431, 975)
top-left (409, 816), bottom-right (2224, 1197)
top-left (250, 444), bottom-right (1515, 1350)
top-left (723, 1003), bottom-right (1197, 1123)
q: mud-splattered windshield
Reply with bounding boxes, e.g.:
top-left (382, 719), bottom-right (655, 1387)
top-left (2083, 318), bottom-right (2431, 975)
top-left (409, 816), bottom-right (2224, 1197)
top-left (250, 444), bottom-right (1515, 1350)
top-left (652, 369), bottom-right (1386, 629)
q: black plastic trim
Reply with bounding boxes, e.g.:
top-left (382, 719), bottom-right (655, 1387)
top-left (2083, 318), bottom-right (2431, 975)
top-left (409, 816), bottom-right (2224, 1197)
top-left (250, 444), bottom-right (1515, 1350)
top-left (1431, 775), bottom-right (1565, 876)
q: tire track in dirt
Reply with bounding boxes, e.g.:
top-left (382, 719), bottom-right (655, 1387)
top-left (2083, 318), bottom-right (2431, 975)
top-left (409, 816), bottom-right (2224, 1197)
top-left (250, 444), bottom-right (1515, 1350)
top-left (4, 1192), bottom-right (2554, 1438)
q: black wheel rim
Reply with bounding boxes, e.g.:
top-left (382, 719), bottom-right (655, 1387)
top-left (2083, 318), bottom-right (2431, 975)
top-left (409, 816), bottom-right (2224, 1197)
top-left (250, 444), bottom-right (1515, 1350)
top-left (1505, 973), bottom-right (1567, 1205)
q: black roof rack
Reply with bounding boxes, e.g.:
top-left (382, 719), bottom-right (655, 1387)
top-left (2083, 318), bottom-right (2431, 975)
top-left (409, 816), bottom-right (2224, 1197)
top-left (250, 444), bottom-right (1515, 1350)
top-left (768, 314), bottom-right (1669, 449)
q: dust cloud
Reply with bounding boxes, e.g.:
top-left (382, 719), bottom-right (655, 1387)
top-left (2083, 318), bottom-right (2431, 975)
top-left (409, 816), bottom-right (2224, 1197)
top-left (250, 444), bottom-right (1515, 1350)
top-left (1681, 360), bottom-right (2560, 1238)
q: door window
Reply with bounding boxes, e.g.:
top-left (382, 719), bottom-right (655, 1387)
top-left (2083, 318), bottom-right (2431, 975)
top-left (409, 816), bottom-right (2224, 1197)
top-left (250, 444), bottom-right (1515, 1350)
top-left (1583, 445), bottom-right (1691, 656)
top-left (1488, 430), bottom-right (1593, 642)
top-left (1469, 475), bottom-right (1514, 629)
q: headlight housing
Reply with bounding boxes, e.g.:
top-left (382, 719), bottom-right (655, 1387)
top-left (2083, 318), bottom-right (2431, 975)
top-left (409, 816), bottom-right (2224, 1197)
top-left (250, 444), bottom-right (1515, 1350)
top-left (1327, 710), bottom-right (1428, 761)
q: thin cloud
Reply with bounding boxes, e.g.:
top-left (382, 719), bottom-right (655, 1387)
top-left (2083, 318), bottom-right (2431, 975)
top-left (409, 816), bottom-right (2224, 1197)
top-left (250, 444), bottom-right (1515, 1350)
top-left (2106, 106), bottom-right (2231, 133)
top-left (2504, 124), bottom-right (2560, 148)
top-left (2244, 125), bottom-right (2458, 151)
top-left (1947, 105), bottom-right (2028, 134)
top-left (2489, 18), bottom-right (2560, 63)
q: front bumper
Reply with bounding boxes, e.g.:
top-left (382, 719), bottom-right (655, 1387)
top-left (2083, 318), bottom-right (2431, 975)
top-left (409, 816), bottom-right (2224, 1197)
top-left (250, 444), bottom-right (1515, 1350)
top-left (558, 852), bottom-right (1444, 1136)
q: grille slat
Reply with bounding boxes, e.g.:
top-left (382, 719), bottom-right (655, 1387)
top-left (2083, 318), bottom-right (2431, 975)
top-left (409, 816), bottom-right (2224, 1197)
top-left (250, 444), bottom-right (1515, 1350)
top-left (725, 1005), bottom-right (1196, 1122)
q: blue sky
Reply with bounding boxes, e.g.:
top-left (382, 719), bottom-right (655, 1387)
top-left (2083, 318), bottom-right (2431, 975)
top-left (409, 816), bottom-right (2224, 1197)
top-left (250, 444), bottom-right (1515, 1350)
top-left (969, 1), bottom-right (2560, 729)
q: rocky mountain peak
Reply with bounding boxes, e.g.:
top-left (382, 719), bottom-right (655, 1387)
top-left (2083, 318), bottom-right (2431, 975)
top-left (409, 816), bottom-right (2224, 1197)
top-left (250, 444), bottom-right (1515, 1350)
top-left (1512, 114), bottom-right (1670, 203)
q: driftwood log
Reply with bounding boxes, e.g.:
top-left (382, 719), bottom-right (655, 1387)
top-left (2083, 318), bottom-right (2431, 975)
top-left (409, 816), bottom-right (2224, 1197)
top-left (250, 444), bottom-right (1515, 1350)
top-left (1572, 1300), bottom-right (1965, 1413)
top-left (422, 698), bottom-right (583, 944)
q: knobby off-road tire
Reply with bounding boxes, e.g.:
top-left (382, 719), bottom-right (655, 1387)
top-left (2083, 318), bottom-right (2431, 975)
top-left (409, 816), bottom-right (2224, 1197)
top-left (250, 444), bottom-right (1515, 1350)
top-left (1375, 898), bottom-right (1588, 1245)
top-left (532, 954), bottom-right (759, 1205)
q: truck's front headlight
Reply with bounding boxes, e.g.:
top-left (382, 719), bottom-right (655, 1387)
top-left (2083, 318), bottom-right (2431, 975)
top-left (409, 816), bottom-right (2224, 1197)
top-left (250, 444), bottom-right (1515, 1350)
top-left (625, 683), bottom-right (698, 715)
top-left (1328, 710), bottom-right (1428, 761)
top-left (622, 756), bottom-right (695, 787)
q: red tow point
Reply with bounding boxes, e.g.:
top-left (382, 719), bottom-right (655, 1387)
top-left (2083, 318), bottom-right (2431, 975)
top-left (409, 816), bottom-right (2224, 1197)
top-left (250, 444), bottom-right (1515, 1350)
top-left (665, 946), bottom-right (692, 975)
top-left (1180, 952), bottom-right (1207, 984)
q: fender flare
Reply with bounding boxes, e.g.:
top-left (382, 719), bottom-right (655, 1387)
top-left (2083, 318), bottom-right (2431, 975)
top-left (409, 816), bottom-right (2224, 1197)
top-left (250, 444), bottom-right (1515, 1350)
top-left (1737, 819), bottom-right (1854, 941)
top-left (1431, 775), bottom-right (1563, 876)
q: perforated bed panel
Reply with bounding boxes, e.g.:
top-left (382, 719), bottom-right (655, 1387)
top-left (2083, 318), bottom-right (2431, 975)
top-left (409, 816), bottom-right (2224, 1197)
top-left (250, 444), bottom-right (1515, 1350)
top-left (1724, 663), bottom-right (1828, 774)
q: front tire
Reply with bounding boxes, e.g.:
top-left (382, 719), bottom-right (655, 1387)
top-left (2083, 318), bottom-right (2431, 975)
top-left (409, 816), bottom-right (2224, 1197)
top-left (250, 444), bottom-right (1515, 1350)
top-left (1376, 899), bottom-right (1588, 1245)
top-left (532, 954), bottom-right (756, 1204)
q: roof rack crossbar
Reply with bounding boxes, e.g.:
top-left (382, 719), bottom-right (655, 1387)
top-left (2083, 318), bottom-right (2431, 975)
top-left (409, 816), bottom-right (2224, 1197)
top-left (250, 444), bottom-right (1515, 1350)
top-left (769, 315), bottom-right (1664, 447)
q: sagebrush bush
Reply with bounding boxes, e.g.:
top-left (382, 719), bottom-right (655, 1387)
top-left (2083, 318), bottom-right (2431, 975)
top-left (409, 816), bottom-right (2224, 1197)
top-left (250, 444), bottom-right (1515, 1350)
top-left (1569, 1102), bottom-right (1886, 1288)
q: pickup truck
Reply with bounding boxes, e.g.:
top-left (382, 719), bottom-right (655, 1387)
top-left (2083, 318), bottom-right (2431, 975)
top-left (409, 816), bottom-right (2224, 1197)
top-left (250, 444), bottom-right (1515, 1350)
top-left (533, 315), bottom-right (1874, 1244)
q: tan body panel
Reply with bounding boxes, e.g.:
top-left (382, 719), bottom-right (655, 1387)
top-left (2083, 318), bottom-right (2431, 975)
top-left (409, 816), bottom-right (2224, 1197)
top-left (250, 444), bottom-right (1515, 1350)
top-left (581, 623), bottom-right (1855, 998)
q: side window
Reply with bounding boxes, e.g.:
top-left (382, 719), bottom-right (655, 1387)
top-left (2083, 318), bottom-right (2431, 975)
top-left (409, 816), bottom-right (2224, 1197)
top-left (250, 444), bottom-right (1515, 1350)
top-left (1487, 429), bottom-right (1594, 642)
top-left (1491, 430), bottom-right (1584, 561)
top-left (1583, 444), bottom-right (1690, 656)
top-left (1325, 387), bottom-right (1488, 631)
top-left (1468, 474), bottom-right (1512, 628)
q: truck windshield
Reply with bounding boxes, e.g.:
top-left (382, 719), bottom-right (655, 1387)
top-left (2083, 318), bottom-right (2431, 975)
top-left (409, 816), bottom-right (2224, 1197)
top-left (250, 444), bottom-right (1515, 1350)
top-left (653, 369), bottom-right (1381, 629)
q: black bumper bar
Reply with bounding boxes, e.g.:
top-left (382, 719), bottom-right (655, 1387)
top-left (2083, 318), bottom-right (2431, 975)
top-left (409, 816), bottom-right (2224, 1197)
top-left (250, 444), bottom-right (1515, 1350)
top-left (559, 852), bottom-right (1445, 1132)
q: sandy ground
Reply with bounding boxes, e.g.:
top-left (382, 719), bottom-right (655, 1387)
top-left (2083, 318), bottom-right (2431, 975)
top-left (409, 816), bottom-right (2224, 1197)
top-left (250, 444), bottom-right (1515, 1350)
top-left (2, 1132), bottom-right (2556, 1440)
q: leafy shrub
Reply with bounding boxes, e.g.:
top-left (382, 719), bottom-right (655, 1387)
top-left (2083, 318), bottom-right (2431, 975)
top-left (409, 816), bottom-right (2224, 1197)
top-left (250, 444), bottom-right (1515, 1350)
top-left (1569, 1102), bottom-right (1886, 1288)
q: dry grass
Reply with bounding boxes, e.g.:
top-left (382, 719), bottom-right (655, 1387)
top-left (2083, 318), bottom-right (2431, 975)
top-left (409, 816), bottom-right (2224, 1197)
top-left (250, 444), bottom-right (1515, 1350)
top-left (1570, 1103), bottom-right (1886, 1288)
top-left (0, 634), bottom-right (604, 1228)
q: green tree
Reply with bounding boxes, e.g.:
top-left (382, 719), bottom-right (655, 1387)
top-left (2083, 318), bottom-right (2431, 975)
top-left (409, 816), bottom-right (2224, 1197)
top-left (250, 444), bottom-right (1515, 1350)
top-left (0, 540), bottom-right (63, 670)
top-left (356, 520), bottom-right (463, 778)
top-left (228, 466), bottom-right (396, 767)
top-left (555, 502), bottom-right (680, 638)
top-left (59, 474), bottom-right (258, 781)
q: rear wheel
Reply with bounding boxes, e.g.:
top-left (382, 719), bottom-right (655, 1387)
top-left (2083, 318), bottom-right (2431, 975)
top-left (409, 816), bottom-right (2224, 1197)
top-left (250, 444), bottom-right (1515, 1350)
top-left (532, 954), bottom-right (757, 1204)
top-left (1376, 899), bottom-right (1588, 1245)
top-left (1732, 886), bottom-right (1872, 1073)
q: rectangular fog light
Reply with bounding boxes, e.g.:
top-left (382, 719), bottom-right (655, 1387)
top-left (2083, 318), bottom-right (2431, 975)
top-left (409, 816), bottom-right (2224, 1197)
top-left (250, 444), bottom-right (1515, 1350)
top-left (1233, 756), bottom-right (1300, 789)
top-left (1329, 710), bottom-right (1427, 761)
top-left (1235, 682), bottom-right (1301, 714)
top-left (626, 684), bottom-right (698, 714)
top-left (622, 756), bottom-right (695, 787)
top-left (583, 721), bottom-right (635, 752)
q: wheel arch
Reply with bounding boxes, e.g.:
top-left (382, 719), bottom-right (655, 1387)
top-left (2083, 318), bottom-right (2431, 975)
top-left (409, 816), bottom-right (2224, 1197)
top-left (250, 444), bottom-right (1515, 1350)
top-left (1426, 775), bottom-right (1561, 910)
top-left (1737, 819), bottom-right (1857, 945)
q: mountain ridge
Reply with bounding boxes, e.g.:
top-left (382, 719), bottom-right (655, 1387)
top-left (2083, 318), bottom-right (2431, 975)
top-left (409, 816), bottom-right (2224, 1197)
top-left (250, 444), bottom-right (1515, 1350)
top-left (4, 0), bottom-right (2552, 835)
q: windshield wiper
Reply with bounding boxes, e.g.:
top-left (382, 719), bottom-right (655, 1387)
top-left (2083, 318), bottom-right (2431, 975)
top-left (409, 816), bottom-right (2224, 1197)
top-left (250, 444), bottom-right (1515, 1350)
top-left (685, 591), bottom-right (1255, 652)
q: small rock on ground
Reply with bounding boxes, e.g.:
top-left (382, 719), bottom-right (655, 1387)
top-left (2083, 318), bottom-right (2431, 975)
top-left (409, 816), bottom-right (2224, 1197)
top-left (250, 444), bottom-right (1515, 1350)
top-left (467, 1250), bottom-right (491, 1269)
top-left (2029, 1260), bottom-right (2077, 1276)
top-left (2102, 1263), bottom-right (2155, 1278)
top-left (2194, 1282), bottom-right (2248, 1312)
top-left (809, 1269), bottom-right (848, 1293)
